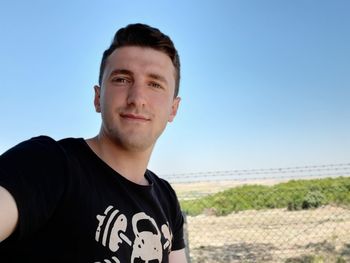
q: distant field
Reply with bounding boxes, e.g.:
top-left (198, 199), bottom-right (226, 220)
top-left (172, 178), bottom-right (290, 200)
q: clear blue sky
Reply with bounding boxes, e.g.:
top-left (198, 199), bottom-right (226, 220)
top-left (0, 0), bottom-right (349, 175)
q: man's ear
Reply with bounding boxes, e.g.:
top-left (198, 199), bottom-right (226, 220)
top-left (94, 85), bottom-right (101, 113)
top-left (168, 97), bottom-right (181, 122)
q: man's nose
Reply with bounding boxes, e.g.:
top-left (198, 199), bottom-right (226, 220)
top-left (126, 81), bottom-right (146, 107)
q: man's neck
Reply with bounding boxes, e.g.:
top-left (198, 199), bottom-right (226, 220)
top-left (85, 135), bottom-right (153, 186)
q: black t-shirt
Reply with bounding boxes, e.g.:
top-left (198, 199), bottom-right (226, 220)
top-left (0, 136), bottom-right (185, 262)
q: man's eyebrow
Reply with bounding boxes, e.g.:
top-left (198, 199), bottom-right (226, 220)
top-left (109, 69), bottom-right (134, 77)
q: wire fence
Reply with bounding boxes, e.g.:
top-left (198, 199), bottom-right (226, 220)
top-left (167, 163), bottom-right (350, 263)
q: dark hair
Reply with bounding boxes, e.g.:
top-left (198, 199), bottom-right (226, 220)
top-left (99, 23), bottom-right (180, 97)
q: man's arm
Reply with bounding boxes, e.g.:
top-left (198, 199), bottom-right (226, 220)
top-left (0, 185), bottom-right (18, 242)
top-left (169, 248), bottom-right (188, 263)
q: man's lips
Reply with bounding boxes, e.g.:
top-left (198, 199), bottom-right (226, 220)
top-left (120, 113), bottom-right (150, 121)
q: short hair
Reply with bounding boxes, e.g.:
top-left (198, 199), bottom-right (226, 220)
top-left (99, 23), bottom-right (180, 97)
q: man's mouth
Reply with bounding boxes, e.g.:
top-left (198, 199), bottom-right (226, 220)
top-left (120, 113), bottom-right (150, 122)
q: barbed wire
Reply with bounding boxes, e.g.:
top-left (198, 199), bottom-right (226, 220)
top-left (164, 163), bottom-right (350, 183)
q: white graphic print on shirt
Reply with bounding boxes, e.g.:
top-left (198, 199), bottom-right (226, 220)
top-left (94, 205), bottom-right (173, 263)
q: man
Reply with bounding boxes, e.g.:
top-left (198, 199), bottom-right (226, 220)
top-left (0, 23), bottom-right (187, 262)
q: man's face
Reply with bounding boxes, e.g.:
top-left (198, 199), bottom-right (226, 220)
top-left (94, 46), bottom-right (180, 152)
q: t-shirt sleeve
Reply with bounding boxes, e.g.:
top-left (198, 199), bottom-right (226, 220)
top-left (171, 196), bottom-right (186, 251)
top-left (164, 182), bottom-right (185, 251)
top-left (0, 136), bottom-right (68, 240)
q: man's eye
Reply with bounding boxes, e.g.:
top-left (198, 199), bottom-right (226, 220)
top-left (149, 82), bottom-right (162, 89)
top-left (112, 78), bottom-right (129, 83)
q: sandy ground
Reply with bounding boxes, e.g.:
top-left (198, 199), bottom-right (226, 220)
top-left (185, 205), bottom-right (350, 262)
top-left (172, 180), bottom-right (350, 262)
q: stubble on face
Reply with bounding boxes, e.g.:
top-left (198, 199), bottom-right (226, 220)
top-left (101, 106), bottom-right (161, 153)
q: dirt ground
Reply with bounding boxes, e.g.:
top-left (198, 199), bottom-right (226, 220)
top-left (172, 180), bottom-right (350, 262)
top-left (185, 205), bottom-right (350, 263)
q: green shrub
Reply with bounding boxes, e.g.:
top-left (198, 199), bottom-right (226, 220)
top-left (302, 190), bottom-right (325, 209)
top-left (285, 254), bottom-right (324, 263)
top-left (180, 176), bottom-right (350, 216)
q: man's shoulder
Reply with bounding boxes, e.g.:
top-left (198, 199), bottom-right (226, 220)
top-left (57, 137), bottom-right (84, 149)
top-left (146, 169), bottom-right (170, 185)
top-left (24, 135), bottom-right (83, 145)
top-left (1, 136), bottom-right (86, 160)
top-left (146, 170), bottom-right (177, 196)
top-left (27, 136), bottom-right (84, 150)
top-left (1, 136), bottom-right (59, 157)
top-left (21, 135), bottom-right (57, 145)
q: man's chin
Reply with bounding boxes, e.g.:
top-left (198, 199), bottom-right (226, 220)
top-left (114, 136), bottom-right (155, 153)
